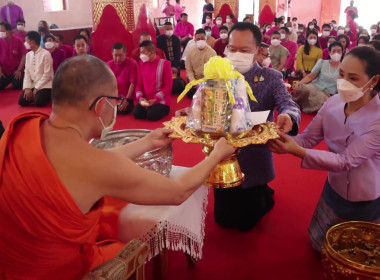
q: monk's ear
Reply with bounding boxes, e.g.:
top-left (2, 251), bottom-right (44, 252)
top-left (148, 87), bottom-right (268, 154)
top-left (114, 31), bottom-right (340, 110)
top-left (93, 97), bottom-right (106, 117)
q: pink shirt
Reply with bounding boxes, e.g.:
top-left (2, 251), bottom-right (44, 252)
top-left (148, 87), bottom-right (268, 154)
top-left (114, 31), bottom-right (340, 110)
top-left (136, 57), bottom-right (172, 106)
top-left (264, 26), bottom-right (278, 44)
top-left (13, 30), bottom-right (26, 41)
top-left (107, 58), bottom-right (138, 99)
top-left (322, 48), bottom-right (329, 60)
top-left (174, 3), bottom-right (185, 21)
top-left (211, 25), bottom-right (221, 39)
top-left (174, 21), bottom-right (194, 38)
top-left (202, 22), bottom-right (215, 29)
top-left (281, 40), bottom-right (297, 71)
top-left (162, 4), bottom-right (175, 17)
top-left (0, 35), bottom-right (27, 75)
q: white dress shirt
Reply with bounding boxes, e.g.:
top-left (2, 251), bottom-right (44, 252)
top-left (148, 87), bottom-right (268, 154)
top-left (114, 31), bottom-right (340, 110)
top-left (23, 47), bottom-right (54, 90)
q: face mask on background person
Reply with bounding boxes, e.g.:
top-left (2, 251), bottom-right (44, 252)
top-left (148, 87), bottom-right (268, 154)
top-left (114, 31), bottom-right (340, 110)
top-left (337, 29), bottom-right (344, 35)
top-left (196, 39), bottom-right (207, 49)
top-left (216, 19), bottom-right (222, 25)
top-left (345, 27), bottom-right (350, 32)
top-left (370, 29), bottom-right (377, 35)
top-left (206, 19), bottom-right (211, 24)
top-left (17, 25), bottom-right (24, 32)
top-left (24, 41), bottom-right (31, 49)
top-left (140, 54), bottom-right (149, 63)
top-left (280, 33), bottom-right (286, 40)
top-left (99, 100), bottom-right (117, 140)
top-left (226, 18), bottom-right (232, 23)
top-left (330, 53), bottom-right (342, 62)
top-left (265, 27), bottom-right (270, 32)
top-left (205, 31), bottom-right (211, 37)
top-left (287, 27), bottom-right (293, 32)
top-left (226, 51), bottom-right (255, 74)
top-left (44, 41), bottom-right (54, 49)
top-left (0, 32), bottom-right (6, 39)
top-left (165, 30), bottom-right (173, 37)
top-left (309, 25), bottom-right (314, 29)
top-left (220, 33), bottom-right (228, 40)
top-left (308, 39), bottom-right (317, 46)
top-left (337, 78), bottom-right (373, 103)
top-left (38, 26), bottom-right (46, 32)
top-left (279, 24), bottom-right (285, 28)
top-left (271, 39), bottom-right (281, 46)
top-left (261, 57), bottom-right (271, 67)
top-left (323, 30), bottom-right (330, 37)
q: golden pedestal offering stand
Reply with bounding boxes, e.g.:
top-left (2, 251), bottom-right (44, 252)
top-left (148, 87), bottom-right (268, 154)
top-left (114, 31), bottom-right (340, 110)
top-left (163, 116), bottom-right (279, 188)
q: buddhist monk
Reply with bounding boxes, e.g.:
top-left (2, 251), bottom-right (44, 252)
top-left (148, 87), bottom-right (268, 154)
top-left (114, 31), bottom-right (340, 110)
top-left (0, 55), bottom-right (235, 280)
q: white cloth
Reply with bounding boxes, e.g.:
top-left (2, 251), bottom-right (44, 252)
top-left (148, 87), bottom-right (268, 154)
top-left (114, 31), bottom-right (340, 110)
top-left (23, 47), bottom-right (54, 90)
top-left (118, 166), bottom-right (209, 260)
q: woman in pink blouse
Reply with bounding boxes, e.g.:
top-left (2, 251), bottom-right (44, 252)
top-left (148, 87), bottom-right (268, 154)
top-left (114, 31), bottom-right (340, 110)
top-left (268, 46), bottom-right (380, 252)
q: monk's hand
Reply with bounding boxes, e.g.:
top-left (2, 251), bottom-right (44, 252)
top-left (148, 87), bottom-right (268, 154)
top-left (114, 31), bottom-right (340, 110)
top-left (175, 107), bottom-right (191, 117)
top-left (24, 88), bottom-right (33, 101)
top-left (276, 113), bottom-right (293, 134)
top-left (145, 128), bottom-right (174, 149)
top-left (267, 131), bottom-right (306, 158)
top-left (210, 138), bottom-right (236, 161)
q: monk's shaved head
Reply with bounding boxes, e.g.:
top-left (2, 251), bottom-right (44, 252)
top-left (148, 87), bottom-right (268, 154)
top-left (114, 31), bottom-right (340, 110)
top-left (52, 55), bottom-right (115, 106)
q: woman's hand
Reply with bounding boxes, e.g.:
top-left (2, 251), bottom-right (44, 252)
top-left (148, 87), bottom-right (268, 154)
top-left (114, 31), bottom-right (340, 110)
top-left (210, 138), bottom-right (236, 161)
top-left (267, 131), bottom-right (306, 158)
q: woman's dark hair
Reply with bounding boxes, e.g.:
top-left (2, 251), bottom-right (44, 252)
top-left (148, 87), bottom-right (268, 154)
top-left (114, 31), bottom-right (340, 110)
top-left (78, 28), bottom-right (91, 42)
top-left (304, 30), bottom-right (320, 55)
top-left (357, 35), bottom-right (369, 45)
top-left (227, 14), bottom-right (234, 20)
top-left (275, 17), bottom-right (284, 25)
top-left (43, 34), bottom-right (56, 43)
top-left (337, 34), bottom-right (350, 50)
top-left (368, 40), bottom-right (380, 52)
top-left (328, 41), bottom-right (343, 52)
top-left (346, 46), bottom-right (380, 91)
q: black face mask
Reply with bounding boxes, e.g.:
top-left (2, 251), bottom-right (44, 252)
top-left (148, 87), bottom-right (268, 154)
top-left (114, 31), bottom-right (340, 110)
top-left (38, 26), bottom-right (46, 32)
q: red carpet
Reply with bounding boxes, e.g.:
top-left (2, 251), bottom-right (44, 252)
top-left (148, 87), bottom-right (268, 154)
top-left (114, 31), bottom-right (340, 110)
top-left (0, 89), bottom-right (327, 280)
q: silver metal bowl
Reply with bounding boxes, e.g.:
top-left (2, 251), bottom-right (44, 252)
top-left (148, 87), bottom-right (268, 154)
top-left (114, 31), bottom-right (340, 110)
top-left (90, 129), bottom-right (173, 177)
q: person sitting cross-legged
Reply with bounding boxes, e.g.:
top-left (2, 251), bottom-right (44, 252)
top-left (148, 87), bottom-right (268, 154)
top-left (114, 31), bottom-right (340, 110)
top-left (107, 43), bottom-right (138, 115)
top-left (133, 41), bottom-right (172, 121)
top-left (157, 21), bottom-right (181, 68)
top-left (18, 31), bottom-right (53, 107)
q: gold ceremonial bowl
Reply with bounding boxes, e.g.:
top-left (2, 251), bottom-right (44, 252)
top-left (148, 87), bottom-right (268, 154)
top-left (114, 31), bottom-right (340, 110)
top-left (321, 221), bottom-right (380, 280)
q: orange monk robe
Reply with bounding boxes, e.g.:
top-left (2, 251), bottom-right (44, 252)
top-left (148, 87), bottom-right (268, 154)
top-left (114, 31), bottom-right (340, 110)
top-left (0, 112), bottom-right (125, 280)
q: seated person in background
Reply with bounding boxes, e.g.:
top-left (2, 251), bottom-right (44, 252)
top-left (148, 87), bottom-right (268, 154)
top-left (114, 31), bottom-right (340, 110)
top-left (296, 30), bottom-right (323, 77)
top-left (254, 42), bottom-right (271, 67)
top-left (73, 34), bottom-right (88, 56)
top-left (19, 31), bottom-right (53, 107)
top-left (204, 25), bottom-right (215, 47)
top-left (223, 14), bottom-right (235, 31)
top-left (171, 66), bottom-right (185, 95)
top-left (292, 42), bottom-right (343, 114)
top-left (318, 24), bottom-right (332, 50)
top-left (55, 34), bottom-right (73, 59)
top-left (211, 15), bottom-right (223, 39)
top-left (44, 34), bottom-right (64, 73)
top-left (134, 41), bottom-right (172, 121)
top-left (202, 15), bottom-right (214, 29)
top-left (157, 21), bottom-right (181, 68)
top-left (13, 18), bottom-right (26, 41)
top-left (279, 27), bottom-right (297, 76)
top-left (337, 34), bottom-right (350, 55)
top-left (357, 35), bottom-right (369, 47)
top-left (212, 25), bottom-right (228, 57)
top-left (107, 43), bottom-right (137, 115)
top-left (174, 13), bottom-right (194, 49)
top-left (38, 20), bottom-right (51, 47)
top-left (78, 28), bottom-right (93, 54)
top-left (131, 32), bottom-right (166, 64)
top-left (368, 40), bottom-right (380, 52)
top-left (0, 55), bottom-right (235, 279)
top-left (330, 20), bottom-right (338, 37)
top-left (296, 25), bottom-right (306, 46)
top-left (0, 21), bottom-right (26, 90)
top-left (357, 29), bottom-right (370, 41)
top-left (322, 36), bottom-right (336, 60)
top-left (242, 16), bottom-right (251, 23)
top-left (373, 34), bottom-right (380, 41)
top-left (269, 31), bottom-right (288, 73)
top-left (285, 21), bottom-right (297, 43)
top-left (0, 0), bottom-right (24, 30)
top-left (185, 28), bottom-right (216, 97)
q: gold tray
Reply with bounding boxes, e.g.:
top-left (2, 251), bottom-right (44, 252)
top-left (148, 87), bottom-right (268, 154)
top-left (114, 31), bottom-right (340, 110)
top-left (163, 116), bottom-right (279, 147)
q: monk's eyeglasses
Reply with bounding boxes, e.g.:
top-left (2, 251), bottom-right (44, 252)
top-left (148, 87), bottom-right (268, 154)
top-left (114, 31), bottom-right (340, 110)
top-left (89, 95), bottom-right (124, 110)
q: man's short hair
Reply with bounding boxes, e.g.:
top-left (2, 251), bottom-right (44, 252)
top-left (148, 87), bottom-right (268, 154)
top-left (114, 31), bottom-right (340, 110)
top-left (72, 34), bottom-right (88, 45)
top-left (140, 32), bottom-right (151, 38)
top-left (43, 34), bottom-right (56, 43)
top-left (219, 25), bottom-right (228, 32)
top-left (0, 22), bottom-right (11, 31)
top-left (180, 13), bottom-right (188, 18)
top-left (229, 22), bottom-right (262, 45)
top-left (204, 26), bottom-right (211, 31)
top-left (140, 40), bottom-right (156, 52)
top-left (112, 42), bottom-right (126, 52)
top-left (259, 42), bottom-right (269, 49)
top-left (331, 20), bottom-right (337, 24)
top-left (271, 30), bottom-right (280, 37)
top-left (195, 28), bottom-right (206, 35)
top-left (16, 18), bottom-right (25, 24)
top-left (279, 27), bottom-right (289, 34)
top-left (322, 23), bottom-right (331, 30)
top-left (52, 56), bottom-right (115, 106)
top-left (26, 31), bottom-right (41, 45)
top-left (164, 21), bottom-right (172, 26)
top-left (55, 34), bottom-right (64, 42)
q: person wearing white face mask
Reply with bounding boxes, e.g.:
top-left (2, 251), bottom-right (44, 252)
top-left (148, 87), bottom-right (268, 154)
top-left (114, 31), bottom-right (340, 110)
top-left (202, 15), bottom-right (214, 29)
top-left (212, 25), bottom-right (228, 57)
top-left (319, 24), bottom-right (332, 50)
top-left (202, 0), bottom-right (214, 24)
top-left (268, 31), bottom-right (288, 72)
top-left (223, 14), bottom-right (235, 31)
top-left (157, 21), bottom-right (181, 68)
top-left (19, 31), bottom-right (53, 107)
top-left (293, 41), bottom-right (343, 113)
top-left (211, 15), bottom-right (223, 39)
top-left (185, 28), bottom-right (216, 97)
top-left (43, 34), bottom-right (64, 74)
top-left (279, 27), bottom-right (297, 76)
top-left (13, 18), bottom-right (26, 41)
top-left (0, 21), bottom-right (26, 91)
top-left (268, 46), bottom-right (380, 253)
top-left (263, 17), bottom-right (284, 44)
top-left (134, 41), bottom-right (172, 121)
top-left (285, 21), bottom-right (298, 43)
top-left (296, 30), bottom-right (322, 77)
top-left (204, 25), bottom-right (215, 47)
top-left (0, 0), bottom-right (24, 30)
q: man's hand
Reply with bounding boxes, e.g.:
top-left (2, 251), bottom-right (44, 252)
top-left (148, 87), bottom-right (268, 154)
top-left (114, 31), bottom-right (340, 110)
top-left (139, 98), bottom-right (149, 107)
top-left (118, 99), bottom-right (128, 111)
top-left (148, 99), bottom-right (156, 107)
top-left (145, 128), bottom-right (174, 150)
top-left (267, 131), bottom-right (305, 158)
top-left (276, 113), bottom-right (293, 133)
top-left (33, 88), bottom-right (38, 96)
top-left (175, 107), bottom-right (191, 116)
top-left (210, 138), bottom-right (236, 161)
top-left (24, 88), bottom-right (33, 101)
top-left (13, 70), bottom-right (22, 80)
